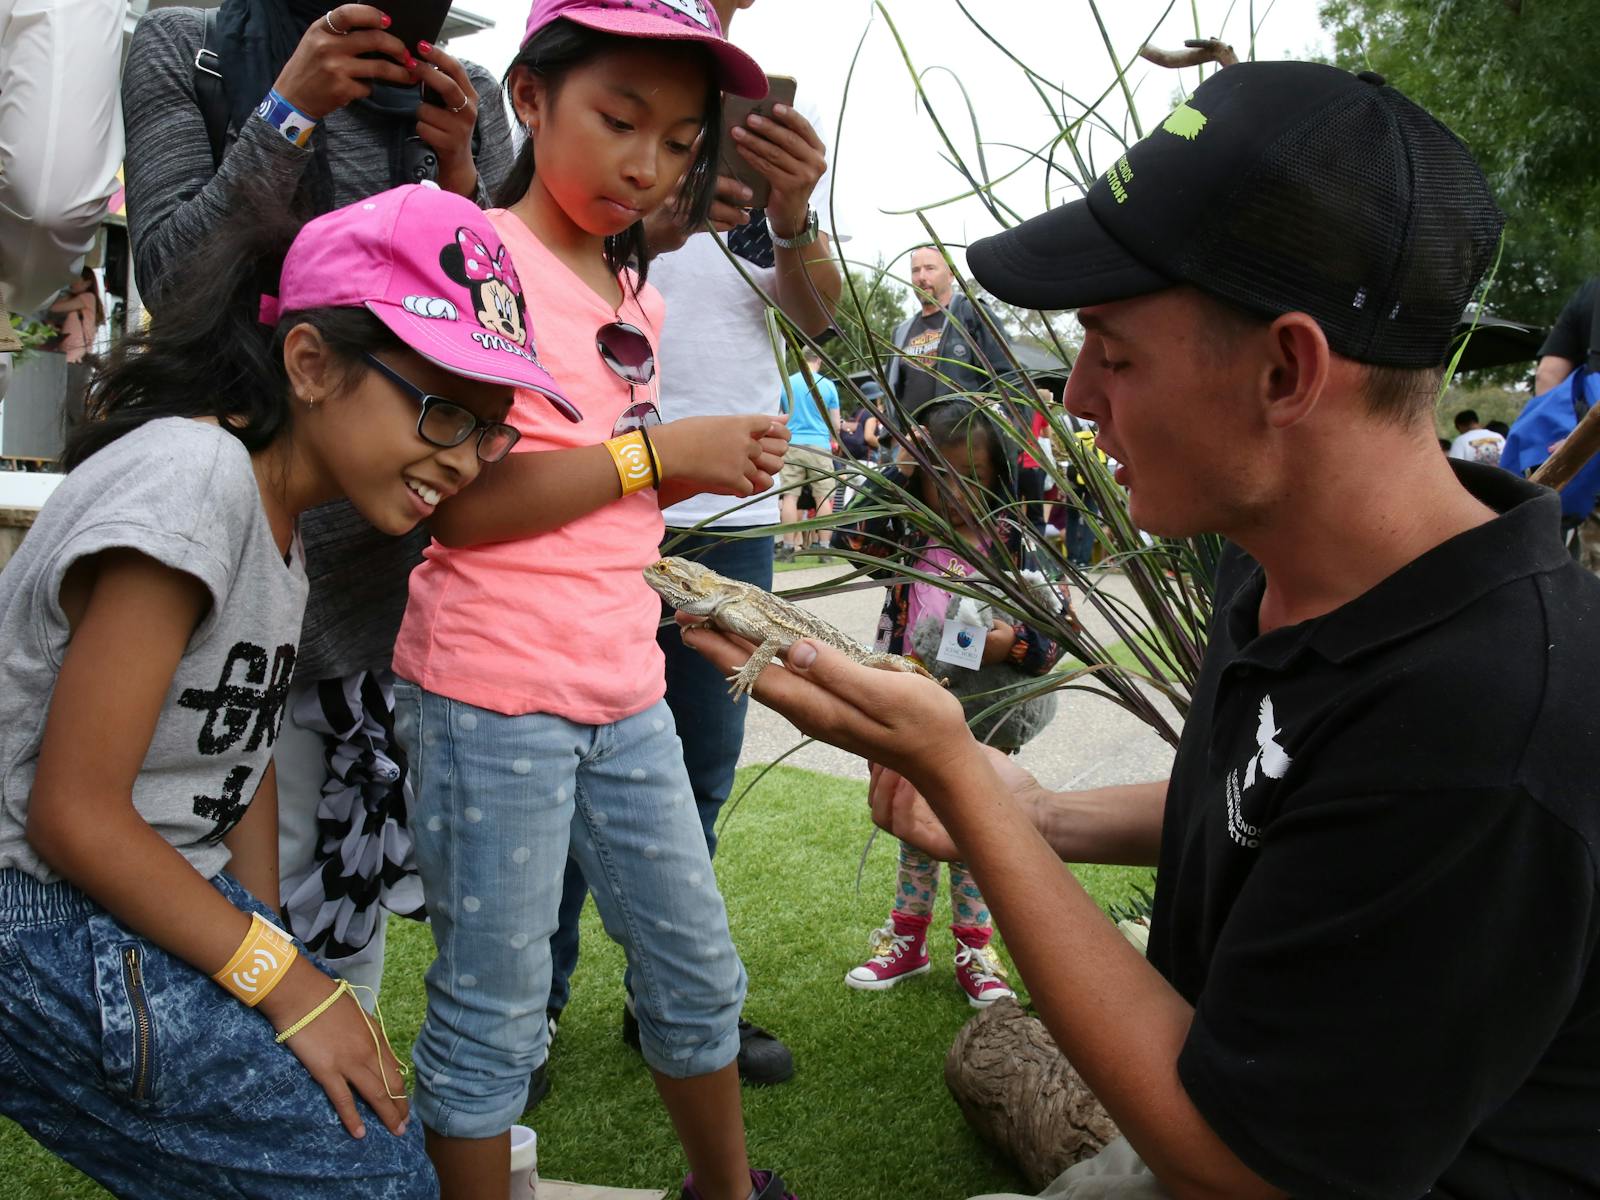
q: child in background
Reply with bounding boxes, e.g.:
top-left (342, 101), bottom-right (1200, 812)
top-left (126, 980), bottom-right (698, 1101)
top-left (390, 3), bottom-right (795, 1197)
top-left (839, 399), bottom-right (1063, 1008)
top-left (0, 184), bottom-right (563, 1198)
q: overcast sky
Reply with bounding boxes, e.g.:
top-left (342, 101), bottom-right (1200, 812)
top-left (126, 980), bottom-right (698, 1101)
top-left (449, 1), bottom-right (1332, 293)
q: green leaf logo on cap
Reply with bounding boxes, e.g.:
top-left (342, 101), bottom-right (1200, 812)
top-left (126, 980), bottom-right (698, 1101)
top-left (1162, 101), bottom-right (1208, 140)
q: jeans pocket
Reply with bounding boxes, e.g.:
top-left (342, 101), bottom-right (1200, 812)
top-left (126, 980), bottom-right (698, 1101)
top-left (89, 918), bottom-right (160, 1108)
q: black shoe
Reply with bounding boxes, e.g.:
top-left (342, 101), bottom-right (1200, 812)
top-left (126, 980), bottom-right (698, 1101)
top-left (624, 1008), bottom-right (795, 1085)
top-left (523, 1061), bottom-right (550, 1113)
top-left (736, 1018), bottom-right (795, 1085)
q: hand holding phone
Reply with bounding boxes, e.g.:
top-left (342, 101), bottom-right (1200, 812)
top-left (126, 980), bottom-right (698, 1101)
top-left (718, 74), bottom-right (799, 210)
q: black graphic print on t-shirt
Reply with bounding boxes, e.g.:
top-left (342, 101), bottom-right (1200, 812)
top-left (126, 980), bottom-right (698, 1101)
top-left (178, 640), bottom-right (296, 841)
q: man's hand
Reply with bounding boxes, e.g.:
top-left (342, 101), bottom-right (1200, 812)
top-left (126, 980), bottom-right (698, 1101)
top-left (868, 763), bottom-right (960, 860)
top-left (869, 751), bottom-right (1050, 862)
top-left (728, 104), bottom-right (828, 237)
top-left (679, 631), bottom-right (974, 787)
top-left (271, 5), bottom-right (415, 121)
top-left (412, 41), bottom-right (480, 198)
top-left (643, 174), bottom-right (754, 257)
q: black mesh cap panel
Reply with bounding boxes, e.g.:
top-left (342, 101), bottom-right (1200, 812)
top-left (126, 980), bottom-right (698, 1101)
top-left (1177, 82), bottom-right (1503, 368)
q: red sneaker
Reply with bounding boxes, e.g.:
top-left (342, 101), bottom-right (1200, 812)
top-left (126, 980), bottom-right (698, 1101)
top-left (954, 941), bottom-right (1015, 1009)
top-left (844, 920), bottom-right (930, 991)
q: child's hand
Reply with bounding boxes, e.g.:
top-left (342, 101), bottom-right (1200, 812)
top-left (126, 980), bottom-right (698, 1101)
top-left (982, 618), bottom-right (1017, 665)
top-left (259, 960), bottom-right (409, 1140)
top-left (654, 413), bottom-right (790, 496)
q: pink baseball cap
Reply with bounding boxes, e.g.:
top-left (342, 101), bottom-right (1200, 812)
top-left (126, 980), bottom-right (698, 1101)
top-left (523, 0), bottom-right (767, 99)
top-left (261, 183), bottom-right (581, 422)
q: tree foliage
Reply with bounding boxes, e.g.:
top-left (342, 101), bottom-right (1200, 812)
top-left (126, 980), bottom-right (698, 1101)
top-left (830, 262), bottom-right (912, 377)
top-left (1319, 0), bottom-right (1600, 327)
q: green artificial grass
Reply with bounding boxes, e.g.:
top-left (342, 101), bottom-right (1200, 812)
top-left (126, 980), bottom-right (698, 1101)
top-left (1, 764), bottom-right (1154, 1199)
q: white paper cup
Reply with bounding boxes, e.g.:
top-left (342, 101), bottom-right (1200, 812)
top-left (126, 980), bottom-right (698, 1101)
top-left (509, 1124), bottom-right (538, 1199)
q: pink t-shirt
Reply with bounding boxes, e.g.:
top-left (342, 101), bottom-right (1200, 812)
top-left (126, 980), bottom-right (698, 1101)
top-left (905, 544), bottom-right (977, 643)
top-left (393, 211), bottom-right (667, 723)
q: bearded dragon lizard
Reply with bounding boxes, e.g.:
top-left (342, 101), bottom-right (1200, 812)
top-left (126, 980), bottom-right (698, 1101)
top-left (644, 556), bottom-right (938, 699)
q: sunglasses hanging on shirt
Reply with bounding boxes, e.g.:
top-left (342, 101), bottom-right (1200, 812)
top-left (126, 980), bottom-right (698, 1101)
top-left (598, 320), bottom-right (662, 436)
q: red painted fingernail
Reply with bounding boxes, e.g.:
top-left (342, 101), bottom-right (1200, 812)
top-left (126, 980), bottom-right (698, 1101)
top-left (417, 40), bottom-right (432, 53)
top-left (380, 12), bottom-right (391, 26)
top-left (404, 54), bottom-right (417, 67)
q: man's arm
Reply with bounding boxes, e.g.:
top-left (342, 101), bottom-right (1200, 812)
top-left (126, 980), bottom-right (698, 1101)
top-left (0, 0), bottom-right (122, 313)
top-left (869, 752), bottom-right (1167, 867)
top-left (1534, 280), bottom-right (1595, 395)
top-left (677, 634), bottom-right (1286, 1200)
top-left (921, 751), bottom-right (1285, 1200)
top-left (1535, 354), bottom-right (1577, 396)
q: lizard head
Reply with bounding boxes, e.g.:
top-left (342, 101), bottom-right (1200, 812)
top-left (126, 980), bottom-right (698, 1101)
top-left (642, 556), bottom-right (723, 616)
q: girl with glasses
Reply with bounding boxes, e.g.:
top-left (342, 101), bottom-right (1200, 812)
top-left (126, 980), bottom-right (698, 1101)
top-left (0, 184), bottom-right (572, 1198)
top-left (389, 3), bottom-right (794, 1198)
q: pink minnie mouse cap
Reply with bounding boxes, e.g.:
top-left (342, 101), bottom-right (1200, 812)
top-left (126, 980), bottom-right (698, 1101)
top-left (524, 0), bottom-right (767, 99)
top-left (262, 183), bottom-right (581, 422)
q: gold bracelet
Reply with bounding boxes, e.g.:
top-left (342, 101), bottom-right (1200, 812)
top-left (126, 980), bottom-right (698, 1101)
top-left (275, 979), bottom-right (350, 1044)
top-left (605, 431), bottom-right (655, 495)
top-left (213, 912), bottom-right (298, 1007)
top-left (349, 984), bottom-right (411, 1101)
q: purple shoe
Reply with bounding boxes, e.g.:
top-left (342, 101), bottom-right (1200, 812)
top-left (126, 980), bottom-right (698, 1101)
top-left (681, 1169), bottom-right (795, 1199)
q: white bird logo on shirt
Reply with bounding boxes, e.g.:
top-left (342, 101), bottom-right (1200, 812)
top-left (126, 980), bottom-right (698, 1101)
top-left (1242, 694), bottom-right (1292, 790)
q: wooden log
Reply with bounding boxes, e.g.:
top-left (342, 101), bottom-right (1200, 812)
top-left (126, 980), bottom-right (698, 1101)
top-left (1531, 401), bottom-right (1600, 493)
top-left (945, 997), bottom-right (1119, 1190)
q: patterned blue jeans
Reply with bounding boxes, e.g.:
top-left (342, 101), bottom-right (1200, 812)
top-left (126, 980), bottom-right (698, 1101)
top-left (0, 868), bottom-right (434, 1198)
top-left (393, 686), bottom-right (746, 1140)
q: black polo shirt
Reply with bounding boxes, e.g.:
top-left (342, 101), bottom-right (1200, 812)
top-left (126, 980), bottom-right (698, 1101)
top-left (1149, 463), bottom-right (1600, 1199)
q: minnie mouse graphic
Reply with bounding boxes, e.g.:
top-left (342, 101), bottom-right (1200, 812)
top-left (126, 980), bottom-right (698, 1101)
top-left (657, 0), bottom-right (712, 28)
top-left (438, 227), bottom-right (531, 352)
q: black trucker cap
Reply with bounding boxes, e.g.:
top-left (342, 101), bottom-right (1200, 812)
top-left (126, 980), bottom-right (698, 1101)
top-left (967, 62), bottom-right (1506, 368)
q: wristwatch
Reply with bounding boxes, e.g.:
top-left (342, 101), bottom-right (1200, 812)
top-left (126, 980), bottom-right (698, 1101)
top-left (769, 207), bottom-right (820, 250)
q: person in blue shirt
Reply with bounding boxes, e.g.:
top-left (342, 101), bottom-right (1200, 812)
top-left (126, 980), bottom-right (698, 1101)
top-left (777, 347), bottom-right (841, 561)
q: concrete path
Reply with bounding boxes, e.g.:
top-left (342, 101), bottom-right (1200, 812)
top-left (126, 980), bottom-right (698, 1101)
top-left (734, 564), bottom-right (1182, 791)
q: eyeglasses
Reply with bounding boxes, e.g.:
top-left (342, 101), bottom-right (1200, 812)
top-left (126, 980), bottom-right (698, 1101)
top-left (363, 354), bottom-right (522, 464)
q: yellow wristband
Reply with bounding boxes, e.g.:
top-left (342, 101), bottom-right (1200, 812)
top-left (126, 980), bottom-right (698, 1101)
top-left (605, 431), bottom-right (655, 495)
top-left (275, 979), bottom-right (350, 1044)
top-left (213, 912), bottom-right (298, 1007)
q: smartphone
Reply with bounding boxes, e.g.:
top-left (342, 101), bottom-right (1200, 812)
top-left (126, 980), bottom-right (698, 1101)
top-left (717, 74), bottom-right (798, 210)
top-left (386, 0), bottom-right (453, 53)
top-left (360, 0), bottom-right (453, 85)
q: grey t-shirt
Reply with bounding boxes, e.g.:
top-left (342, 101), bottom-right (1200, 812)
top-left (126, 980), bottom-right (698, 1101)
top-left (0, 419), bottom-right (308, 883)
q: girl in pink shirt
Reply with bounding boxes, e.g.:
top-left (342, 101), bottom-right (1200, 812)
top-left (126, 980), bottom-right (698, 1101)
top-left (390, 4), bottom-right (794, 1198)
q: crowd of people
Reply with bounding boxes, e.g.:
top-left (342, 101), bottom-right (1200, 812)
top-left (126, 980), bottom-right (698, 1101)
top-left (1, 3), bottom-right (1599, 1200)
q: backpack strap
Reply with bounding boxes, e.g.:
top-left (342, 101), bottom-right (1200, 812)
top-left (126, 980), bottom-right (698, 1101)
top-left (193, 9), bottom-right (230, 171)
top-left (1588, 278), bottom-right (1600, 374)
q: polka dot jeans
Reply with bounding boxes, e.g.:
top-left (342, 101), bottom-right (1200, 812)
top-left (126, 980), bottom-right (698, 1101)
top-left (893, 841), bottom-right (991, 928)
top-left (393, 684), bottom-right (746, 1140)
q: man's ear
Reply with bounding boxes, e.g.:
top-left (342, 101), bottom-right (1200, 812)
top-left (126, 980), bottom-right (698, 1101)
top-left (509, 65), bottom-right (547, 135)
top-left (282, 323), bottom-right (339, 407)
top-left (1261, 311), bottom-right (1332, 430)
